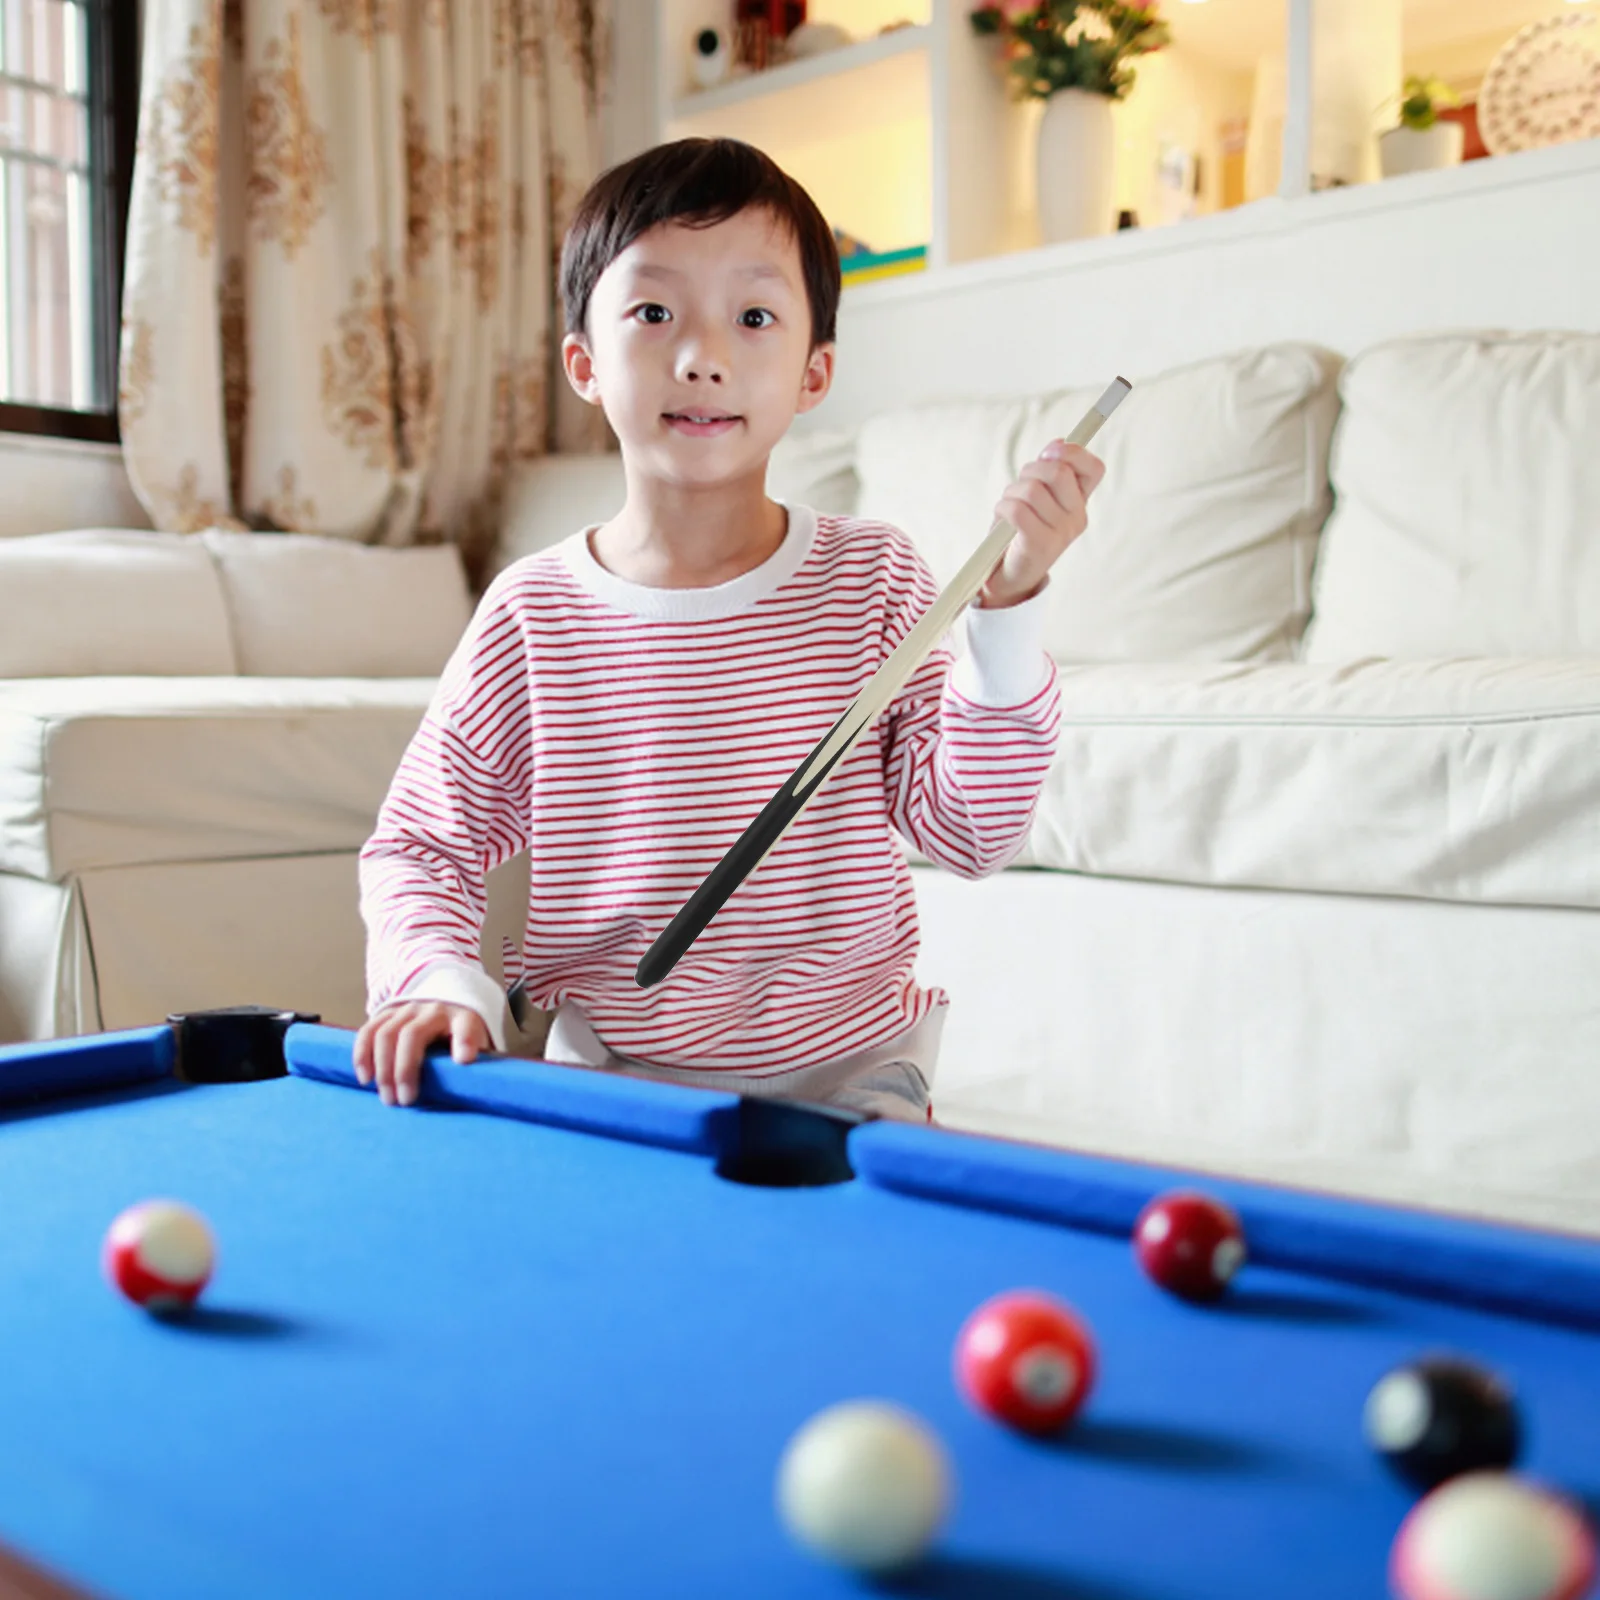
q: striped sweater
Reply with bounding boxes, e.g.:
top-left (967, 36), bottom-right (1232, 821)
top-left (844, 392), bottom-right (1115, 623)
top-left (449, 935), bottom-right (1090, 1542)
top-left (359, 504), bottom-right (1061, 1076)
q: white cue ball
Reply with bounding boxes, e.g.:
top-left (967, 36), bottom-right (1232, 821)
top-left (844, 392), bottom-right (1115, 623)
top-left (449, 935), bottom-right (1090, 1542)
top-left (777, 1400), bottom-right (952, 1573)
top-left (1391, 1472), bottom-right (1598, 1600)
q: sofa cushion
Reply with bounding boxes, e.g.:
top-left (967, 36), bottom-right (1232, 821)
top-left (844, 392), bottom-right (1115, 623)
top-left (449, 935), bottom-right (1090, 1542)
top-left (0, 677), bottom-right (434, 881)
top-left (201, 531), bottom-right (473, 676)
top-left (0, 530), bottom-right (236, 677)
top-left (494, 431), bottom-right (857, 574)
top-left (765, 426), bottom-right (861, 518)
top-left (854, 344), bottom-right (1342, 663)
top-left (1303, 331), bottom-right (1600, 662)
top-left (1012, 657), bottom-right (1600, 910)
top-left (498, 454), bottom-right (627, 569)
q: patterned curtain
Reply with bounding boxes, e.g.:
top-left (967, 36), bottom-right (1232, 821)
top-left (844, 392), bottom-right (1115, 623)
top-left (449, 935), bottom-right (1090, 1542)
top-left (118, 0), bottom-right (611, 573)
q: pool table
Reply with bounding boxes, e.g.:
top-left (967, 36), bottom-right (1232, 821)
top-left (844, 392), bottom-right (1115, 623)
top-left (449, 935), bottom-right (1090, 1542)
top-left (1, 1021), bottom-right (1597, 1600)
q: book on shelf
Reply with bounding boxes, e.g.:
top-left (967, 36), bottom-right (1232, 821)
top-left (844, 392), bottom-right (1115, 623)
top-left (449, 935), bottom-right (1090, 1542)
top-left (839, 244), bottom-right (928, 286)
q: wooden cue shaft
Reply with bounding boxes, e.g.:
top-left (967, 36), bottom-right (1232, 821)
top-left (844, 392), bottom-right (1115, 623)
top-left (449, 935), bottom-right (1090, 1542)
top-left (0, 1542), bottom-right (99, 1600)
top-left (635, 376), bottom-right (1133, 989)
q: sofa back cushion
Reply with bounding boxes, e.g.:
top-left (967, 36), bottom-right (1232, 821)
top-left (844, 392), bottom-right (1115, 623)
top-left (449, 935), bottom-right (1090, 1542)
top-left (494, 432), bottom-right (857, 574)
top-left (202, 531), bottom-right (472, 676)
top-left (0, 530), bottom-right (236, 677)
top-left (853, 344), bottom-right (1342, 663)
top-left (499, 453), bottom-right (627, 569)
top-left (1303, 331), bottom-right (1600, 662)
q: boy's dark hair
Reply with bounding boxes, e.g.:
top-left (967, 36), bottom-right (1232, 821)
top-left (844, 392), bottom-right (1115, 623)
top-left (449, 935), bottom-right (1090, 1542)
top-left (560, 138), bottom-right (841, 348)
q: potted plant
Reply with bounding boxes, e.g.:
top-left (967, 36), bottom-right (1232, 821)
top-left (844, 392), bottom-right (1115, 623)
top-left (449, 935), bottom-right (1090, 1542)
top-left (1379, 75), bottom-right (1465, 178)
top-left (971, 0), bottom-right (1170, 243)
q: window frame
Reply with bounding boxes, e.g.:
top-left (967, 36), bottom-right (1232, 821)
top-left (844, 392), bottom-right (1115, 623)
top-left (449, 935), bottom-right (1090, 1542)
top-left (0, 0), bottom-right (139, 445)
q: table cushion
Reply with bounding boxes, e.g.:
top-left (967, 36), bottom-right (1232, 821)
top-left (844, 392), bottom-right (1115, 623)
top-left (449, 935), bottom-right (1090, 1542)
top-left (1304, 330), bottom-right (1600, 661)
top-left (1018, 657), bottom-right (1600, 908)
top-left (0, 677), bottom-right (434, 880)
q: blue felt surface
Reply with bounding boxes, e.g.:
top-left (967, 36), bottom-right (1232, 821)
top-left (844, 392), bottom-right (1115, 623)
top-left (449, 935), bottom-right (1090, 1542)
top-left (0, 1069), bottom-right (1598, 1599)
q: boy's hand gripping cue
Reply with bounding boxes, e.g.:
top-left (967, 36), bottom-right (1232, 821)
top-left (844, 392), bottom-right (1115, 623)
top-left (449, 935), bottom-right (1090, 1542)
top-left (636, 377), bottom-right (1133, 989)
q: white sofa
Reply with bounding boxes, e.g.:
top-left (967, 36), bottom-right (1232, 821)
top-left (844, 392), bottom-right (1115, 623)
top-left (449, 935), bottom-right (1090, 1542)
top-left (0, 530), bottom-right (530, 1042)
top-left (3, 330), bottom-right (1598, 1240)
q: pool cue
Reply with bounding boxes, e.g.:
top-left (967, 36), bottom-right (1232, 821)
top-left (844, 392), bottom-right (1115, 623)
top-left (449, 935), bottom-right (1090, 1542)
top-left (635, 375), bottom-right (1133, 989)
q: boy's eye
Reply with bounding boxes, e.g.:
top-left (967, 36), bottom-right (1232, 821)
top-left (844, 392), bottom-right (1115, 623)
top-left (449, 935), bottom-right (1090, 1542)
top-left (632, 303), bottom-right (671, 325)
top-left (740, 307), bottom-right (776, 330)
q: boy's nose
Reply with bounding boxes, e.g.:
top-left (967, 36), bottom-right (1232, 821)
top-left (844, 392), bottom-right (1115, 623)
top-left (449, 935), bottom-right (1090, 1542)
top-left (676, 335), bottom-right (729, 384)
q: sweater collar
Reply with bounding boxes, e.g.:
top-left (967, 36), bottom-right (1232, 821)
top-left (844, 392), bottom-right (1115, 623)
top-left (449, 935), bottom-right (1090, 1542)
top-left (559, 502), bottom-right (817, 621)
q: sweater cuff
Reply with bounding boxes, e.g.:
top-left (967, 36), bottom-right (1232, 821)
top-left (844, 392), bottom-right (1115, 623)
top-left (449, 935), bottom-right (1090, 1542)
top-left (377, 958), bottom-right (509, 1053)
top-left (955, 583), bottom-right (1054, 707)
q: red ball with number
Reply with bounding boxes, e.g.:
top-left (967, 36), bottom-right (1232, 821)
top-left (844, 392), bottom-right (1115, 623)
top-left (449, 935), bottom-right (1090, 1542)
top-left (954, 1290), bottom-right (1097, 1436)
top-left (1134, 1190), bottom-right (1246, 1303)
top-left (102, 1199), bottom-right (216, 1314)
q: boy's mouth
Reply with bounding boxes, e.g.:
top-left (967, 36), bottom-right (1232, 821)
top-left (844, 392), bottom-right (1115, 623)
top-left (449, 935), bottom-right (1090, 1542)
top-left (663, 410), bottom-right (741, 437)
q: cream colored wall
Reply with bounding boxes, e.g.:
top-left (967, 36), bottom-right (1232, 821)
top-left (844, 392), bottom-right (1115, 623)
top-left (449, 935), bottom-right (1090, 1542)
top-left (0, 435), bottom-right (149, 537)
top-left (778, 117), bottom-right (931, 253)
top-left (824, 141), bottom-right (1600, 433)
top-left (607, 0), bottom-right (658, 165)
top-left (806, 0), bottom-right (932, 35)
top-left (1406, 27), bottom-right (1527, 96)
top-left (1113, 48), bottom-right (1255, 228)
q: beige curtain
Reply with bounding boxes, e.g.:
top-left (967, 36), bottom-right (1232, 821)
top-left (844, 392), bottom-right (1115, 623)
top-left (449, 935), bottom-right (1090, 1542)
top-left (119, 0), bottom-right (611, 574)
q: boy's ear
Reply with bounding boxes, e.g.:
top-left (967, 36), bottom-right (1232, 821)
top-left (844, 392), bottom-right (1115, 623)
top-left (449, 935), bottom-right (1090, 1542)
top-left (795, 342), bottom-right (835, 416)
top-left (562, 333), bottom-right (602, 406)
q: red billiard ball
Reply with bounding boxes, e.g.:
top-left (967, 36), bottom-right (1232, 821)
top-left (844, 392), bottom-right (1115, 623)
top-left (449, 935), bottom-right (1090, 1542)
top-left (954, 1290), bottom-right (1097, 1436)
top-left (102, 1200), bottom-right (216, 1314)
top-left (1134, 1190), bottom-right (1246, 1303)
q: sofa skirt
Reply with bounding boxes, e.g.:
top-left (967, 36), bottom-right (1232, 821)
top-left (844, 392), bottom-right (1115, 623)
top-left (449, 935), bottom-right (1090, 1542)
top-left (0, 873), bottom-right (98, 1040)
top-left (914, 866), bottom-right (1600, 1238)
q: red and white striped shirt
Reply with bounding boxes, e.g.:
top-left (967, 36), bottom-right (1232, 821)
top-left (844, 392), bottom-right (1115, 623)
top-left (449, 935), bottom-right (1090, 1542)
top-left (360, 505), bottom-right (1060, 1081)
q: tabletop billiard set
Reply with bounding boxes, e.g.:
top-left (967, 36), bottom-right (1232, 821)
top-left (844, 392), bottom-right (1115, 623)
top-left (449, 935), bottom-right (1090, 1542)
top-left (1, 1014), bottom-right (1598, 1600)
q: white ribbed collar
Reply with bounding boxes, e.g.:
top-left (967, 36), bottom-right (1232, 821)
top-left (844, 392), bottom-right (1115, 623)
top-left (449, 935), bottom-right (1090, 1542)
top-left (557, 501), bottom-right (817, 621)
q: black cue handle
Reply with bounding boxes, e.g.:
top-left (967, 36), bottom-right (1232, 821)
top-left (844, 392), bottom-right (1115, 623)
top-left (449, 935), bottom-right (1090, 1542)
top-left (634, 708), bottom-right (854, 988)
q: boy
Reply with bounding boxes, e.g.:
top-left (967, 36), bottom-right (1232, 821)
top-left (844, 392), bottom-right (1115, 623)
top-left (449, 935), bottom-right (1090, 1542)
top-left (355, 138), bottom-right (1104, 1119)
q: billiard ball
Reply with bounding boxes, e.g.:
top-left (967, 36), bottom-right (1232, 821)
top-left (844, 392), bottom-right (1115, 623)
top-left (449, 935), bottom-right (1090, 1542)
top-left (1133, 1189), bottom-right (1246, 1302)
top-left (775, 1400), bottom-right (950, 1573)
top-left (954, 1289), bottom-right (1097, 1435)
top-left (1364, 1356), bottom-right (1521, 1491)
top-left (1390, 1472), bottom-right (1597, 1600)
top-left (102, 1200), bottom-right (216, 1314)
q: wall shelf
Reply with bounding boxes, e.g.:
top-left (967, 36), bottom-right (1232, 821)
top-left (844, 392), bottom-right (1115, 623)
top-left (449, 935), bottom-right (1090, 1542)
top-left (669, 25), bottom-right (930, 124)
top-left (658, 0), bottom-right (1030, 270)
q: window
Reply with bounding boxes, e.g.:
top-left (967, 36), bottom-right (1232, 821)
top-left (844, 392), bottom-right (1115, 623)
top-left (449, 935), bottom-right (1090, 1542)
top-left (0, 0), bottom-right (137, 443)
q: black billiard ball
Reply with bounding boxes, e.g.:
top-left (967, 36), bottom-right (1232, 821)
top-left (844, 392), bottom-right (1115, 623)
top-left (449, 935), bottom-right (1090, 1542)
top-left (1363, 1356), bottom-right (1521, 1491)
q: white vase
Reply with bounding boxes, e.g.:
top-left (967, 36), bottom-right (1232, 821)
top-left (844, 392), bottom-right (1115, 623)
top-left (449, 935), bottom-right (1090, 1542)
top-left (1378, 121), bottom-right (1465, 177)
top-left (1036, 88), bottom-right (1118, 245)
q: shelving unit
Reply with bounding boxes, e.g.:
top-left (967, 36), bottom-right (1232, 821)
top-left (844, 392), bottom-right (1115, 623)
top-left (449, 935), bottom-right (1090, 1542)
top-left (657, 0), bottom-right (1035, 270)
top-left (649, 0), bottom-right (1600, 293)
top-left (666, 23), bottom-right (931, 125)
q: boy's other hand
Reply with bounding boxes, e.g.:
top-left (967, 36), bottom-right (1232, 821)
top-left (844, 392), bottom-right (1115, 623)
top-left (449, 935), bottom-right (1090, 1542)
top-left (979, 441), bottom-right (1107, 609)
top-left (353, 1002), bottom-right (490, 1108)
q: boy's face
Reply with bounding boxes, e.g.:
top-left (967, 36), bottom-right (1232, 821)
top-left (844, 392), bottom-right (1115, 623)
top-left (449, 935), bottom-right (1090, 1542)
top-left (562, 208), bottom-right (833, 490)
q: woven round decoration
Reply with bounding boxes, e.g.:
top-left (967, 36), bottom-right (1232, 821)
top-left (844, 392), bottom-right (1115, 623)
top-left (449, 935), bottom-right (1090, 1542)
top-left (1478, 11), bottom-right (1600, 156)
